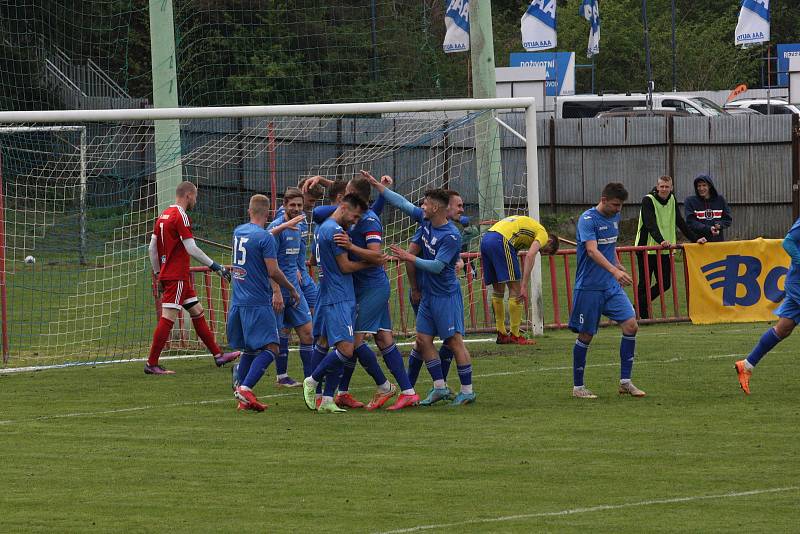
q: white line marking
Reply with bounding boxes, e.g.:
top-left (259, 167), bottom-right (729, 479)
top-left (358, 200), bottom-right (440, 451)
top-left (0, 350), bottom-right (775, 426)
top-left (376, 486), bottom-right (800, 534)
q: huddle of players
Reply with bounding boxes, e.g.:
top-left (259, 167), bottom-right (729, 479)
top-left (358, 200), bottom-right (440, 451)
top-left (148, 177), bottom-right (658, 411)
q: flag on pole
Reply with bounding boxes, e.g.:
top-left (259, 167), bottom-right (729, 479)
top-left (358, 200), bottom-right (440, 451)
top-left (443, 0), bottom-right (470, 53)
top-left (521, 0), bottom-right (557, 52)
top-left (735, 0), bottom-right (770, 47)
top-left (580, 0), bottom-right (600, 58)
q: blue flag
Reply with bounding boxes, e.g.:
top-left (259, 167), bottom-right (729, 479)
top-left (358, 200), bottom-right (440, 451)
top-left (735, 0), bottom-right (770, 47)
top-left (580, 0), bottom-right (600, 58)
top-left (521, 0), bottom-right (557, 52)
top-left (443, 0), bottom-right (470, 53)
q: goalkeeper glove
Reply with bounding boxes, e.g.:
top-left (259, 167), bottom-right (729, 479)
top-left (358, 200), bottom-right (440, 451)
top-left (210, 262), bottom-right (232, 283)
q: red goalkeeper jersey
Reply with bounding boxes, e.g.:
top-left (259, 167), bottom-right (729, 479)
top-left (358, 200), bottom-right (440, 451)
top-left (153, 205), bottom-right (194, 282)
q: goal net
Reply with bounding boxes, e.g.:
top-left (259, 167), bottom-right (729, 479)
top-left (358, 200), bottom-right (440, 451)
top-left (0, 98), bottom-right (539, 368)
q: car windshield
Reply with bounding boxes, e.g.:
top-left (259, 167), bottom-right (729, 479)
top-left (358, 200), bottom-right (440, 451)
top-left (690, 97), bottom-right (726, 116)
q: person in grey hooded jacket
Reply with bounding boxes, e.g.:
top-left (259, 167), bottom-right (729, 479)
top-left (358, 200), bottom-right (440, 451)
top-left (684, 174), bottom-right (732, 242)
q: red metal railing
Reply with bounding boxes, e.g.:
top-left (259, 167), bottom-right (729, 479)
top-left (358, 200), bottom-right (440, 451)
top-left (153, 245), bottom-right (691, 340)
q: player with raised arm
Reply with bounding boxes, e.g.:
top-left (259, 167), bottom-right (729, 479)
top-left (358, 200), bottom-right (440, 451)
top-left (568, 182), bottom-right (646, 399)
top-left (481, 215), bottom-right (559, 345)
top-left (146, 181), bottom-right (240, 375)
top-left (735, 216), bottom-right (800, 395)
top-left (312, 175), bottom-right (418, 410)
top-left (228, 194), bottom-right (301, 411)
top-left (266, 188), bottom-right (314, 387)
top-left (367, 175), bottom-right (475, 406)
top-left (301, 194), bottom-right (379, 413)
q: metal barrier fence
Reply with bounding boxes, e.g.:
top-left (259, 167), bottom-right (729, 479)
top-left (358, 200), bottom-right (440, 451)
top-left (152, 244), bottom-right (690, 348)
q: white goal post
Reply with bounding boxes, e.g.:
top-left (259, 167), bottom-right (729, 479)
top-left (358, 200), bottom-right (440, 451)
top-left (0, 97), bottom-right (543, 367)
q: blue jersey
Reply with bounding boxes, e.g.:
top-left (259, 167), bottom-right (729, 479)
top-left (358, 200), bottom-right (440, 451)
top-left (230, 223), bottom-right (277, 306)
top-left (575, 207), bottom-right (621, 291)
top-left (785, 219), bottom-right (800, 300)
top-left (315, 218), bottom-right (354, 306)
top-left (350, 209), bottom-right (386, 288)
top-left (266, 214), bottom-right (303, 285)
top-left (416, 220), bottom-right (461, 296)
top-left (276, 205), bottom-right (312, 277)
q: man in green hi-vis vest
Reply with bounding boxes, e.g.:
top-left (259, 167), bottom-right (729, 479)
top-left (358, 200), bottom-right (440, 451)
top-left (635, 176), bottom-right (707, 319)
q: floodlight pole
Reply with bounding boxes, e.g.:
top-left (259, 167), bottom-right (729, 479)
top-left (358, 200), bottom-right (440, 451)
top-left (642, 0), bottom-right (655, 108)
top-left (671, 0), bottom-right (677, 92)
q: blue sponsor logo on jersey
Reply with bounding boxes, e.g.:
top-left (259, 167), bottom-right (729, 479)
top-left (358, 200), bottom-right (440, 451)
top-left (702, 255), bottom-right (787, 306)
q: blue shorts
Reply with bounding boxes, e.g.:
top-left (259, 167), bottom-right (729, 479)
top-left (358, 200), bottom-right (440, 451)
top-left (568, 286), bottom-right (636, 336)
top-left (313, 301), bottom-right (356, 345)
top-left (480, 231), bottom-right (520, 285)
top-left (276, 287), bottom-right (312, 331)
top-left (355, 280), bottom-right (392, 334)
top-left (300, 272), bottom-right (319, 310)
top-left (416, 292), bottom-right (465, 341)
top-left (226, 305), bottom-right (280, 352)
top-left (775, 293), bottom-right (800, 323)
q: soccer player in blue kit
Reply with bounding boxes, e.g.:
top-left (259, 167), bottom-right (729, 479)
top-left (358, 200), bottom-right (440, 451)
top-left (266, 187), bottom-right (314, 386)
top-left (301, 194), bottom-right (378, 413)
top-left (311, 175), bottom-right (419, 410)
top-left (227, 194), bottom-right (300, 411)
top-left (368, 177), bottom-right (476, 406)
top-left (735, 216), bottom-right (800, 395)
top-left (568, 183), bottom-right (646, 399)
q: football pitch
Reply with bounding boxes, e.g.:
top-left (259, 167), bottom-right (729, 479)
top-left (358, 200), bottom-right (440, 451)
top-left (0, 322), bottom-right (797, 532)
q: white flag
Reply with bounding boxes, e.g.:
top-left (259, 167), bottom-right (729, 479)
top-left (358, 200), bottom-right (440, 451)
top-left (580, 0), bottom-right (600, 58)
top-left (735, 0), bottom-right (770, 47)
top-left (521, 0), bottom-right (557, 52)
top-left (443, 0), bottom-right (470, 54)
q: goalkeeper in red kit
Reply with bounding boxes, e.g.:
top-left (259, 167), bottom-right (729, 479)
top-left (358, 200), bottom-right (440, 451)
top-left (145, 181), bottom-right (240, 375)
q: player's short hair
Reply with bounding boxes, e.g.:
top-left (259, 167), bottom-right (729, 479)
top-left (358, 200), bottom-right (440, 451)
top-left (176, 181), bottom-right (197, 197)
top-left (542, 234), bottom-right (560, 255)
top-left (328, 180), bottom-right (348, 201)
top-left (424, 188), bottom-right (451, 208)
top-left (283, 187), bottom-right (304, 204)
top-left (601, 182), bottom-right (628, 202)
top-left (249, 194), bottom-right (271, 216)
top-left (297, 177), bottom-right (325, 199)
top-left (348, 176), bottom-right (371, 203)
top-left (657, 175), bottom-right (673, 185)
top-left (341, 193), bottom-right (368, 212)
top-left (443, 189), bottom-right (462, 200)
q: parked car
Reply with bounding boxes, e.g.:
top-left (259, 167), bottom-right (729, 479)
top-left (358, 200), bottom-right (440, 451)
top-left (556, 93), bottom-right (728, 118)
top-left (720, 106), bottom-right (762, 115)
top-left (724, 98), bottom-right (800, 116)
top-left (595, 107), bottom-right (691, 118)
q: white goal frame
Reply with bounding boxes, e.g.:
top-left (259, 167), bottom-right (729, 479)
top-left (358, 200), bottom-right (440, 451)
top-left (0, 98), bottom-right (545, 335)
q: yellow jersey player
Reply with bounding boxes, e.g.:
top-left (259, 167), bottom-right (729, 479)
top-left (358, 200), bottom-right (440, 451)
top-left (480, 215), bottom-right (558, 345)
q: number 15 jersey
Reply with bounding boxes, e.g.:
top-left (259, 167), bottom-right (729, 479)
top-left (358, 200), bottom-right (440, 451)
top-left (230, 222), bottom-right (277, 307)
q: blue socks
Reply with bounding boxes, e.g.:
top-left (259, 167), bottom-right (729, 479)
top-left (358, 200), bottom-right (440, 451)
top-left (337, 356), bottom-right (358, 392)
top-left (275, 335), bottom-right (289, 376)
top-left (299, 343), bottom-right (314, 378)
top-left (322, 350), bottom-right (349, 397)
top-left (620, 334), bottom-right (636, 380)
top-left (356, 343), bottom-right (387, 386)
top-left (241, 349), bottom-right (276, 389)
top-left (236, 351), bottom-right (256, 384)
top-left (381, 344), bottom-right (413, 392)
top-left (439, 344), bottom-right (454, 381)
top-left (426, 359), bottom-right (444, 382)
top-left (746, 328), bottom-right (782, 367)
top-left (456, 364), bottom-right (472, 386)
top-left (573, 340), bottom-right (589, 386)
top-left (407, 348), bottom-right (423, 386)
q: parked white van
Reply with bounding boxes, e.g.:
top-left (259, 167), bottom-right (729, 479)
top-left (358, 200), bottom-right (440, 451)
top-left (555, 93), bottom-right (728, 118)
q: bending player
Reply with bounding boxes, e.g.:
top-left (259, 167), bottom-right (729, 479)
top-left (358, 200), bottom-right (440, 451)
top-left (266, 188), bottom-right (314, 386)
top-left (568, 182), bottom-right (646, 399)
top-left (366, 175), bottom-right (475, 406)
top-left (146, 181), bottom-right (240, 375)
top-left (228, 194), bottom-right (300, 411)
top-left (312, 176), bottom-right (418, 410)
top-left (301, 194), bottom-right (380, 413)
top-left (735, 216), bottom-right (800, 395)
top-left (480, 215), bottom-right (559, 345)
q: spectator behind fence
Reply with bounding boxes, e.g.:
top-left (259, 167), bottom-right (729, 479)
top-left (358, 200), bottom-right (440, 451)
top-left (684, 174), bottom-right (732, 242)
top-left (635, 176), bottom-right (706, 319)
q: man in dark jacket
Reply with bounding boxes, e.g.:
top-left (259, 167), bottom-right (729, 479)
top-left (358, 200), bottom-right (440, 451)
top-left (636, 176), bottom-right (706, 319)
top-left (684, 174), bottom-right (732, 242)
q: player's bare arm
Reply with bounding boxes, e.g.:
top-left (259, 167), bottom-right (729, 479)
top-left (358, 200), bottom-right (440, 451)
top-left (269, 214), bottom-right (305, 236)
top-left (265, 258), bottom-right (300, 306)
top-left (405, 242), bottom-right (422, 305)
top-left (333, 232), bottom-right (387, 265)
top-left (334, 251), bottom-right (372, 273)
top-left (585, 240), bottom-right (632, 286)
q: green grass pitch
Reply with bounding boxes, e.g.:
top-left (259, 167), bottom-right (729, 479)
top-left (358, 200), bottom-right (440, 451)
top-left (0, 322), bottom-right (797, 532)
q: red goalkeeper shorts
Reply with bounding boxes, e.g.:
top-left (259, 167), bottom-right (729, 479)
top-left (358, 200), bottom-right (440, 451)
top-left (160, 279), bottom-right (199, 310)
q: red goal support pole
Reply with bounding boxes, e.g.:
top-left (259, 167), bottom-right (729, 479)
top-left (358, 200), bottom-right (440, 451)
top-left (0, 150), bottom-right (9, 363)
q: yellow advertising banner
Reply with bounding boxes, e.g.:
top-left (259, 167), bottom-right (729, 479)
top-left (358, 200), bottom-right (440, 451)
top-left (683, 238), bottom-right (789, 324)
